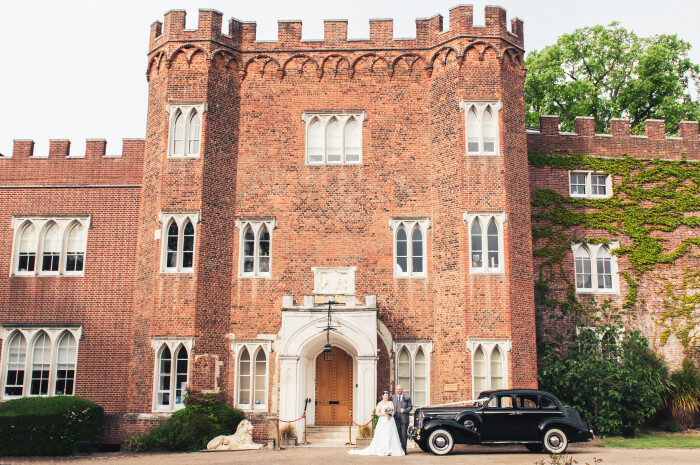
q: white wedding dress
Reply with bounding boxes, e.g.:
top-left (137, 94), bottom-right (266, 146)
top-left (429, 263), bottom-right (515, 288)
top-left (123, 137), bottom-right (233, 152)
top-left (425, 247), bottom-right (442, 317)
top-left (348, 401), bottom-right (405, 456)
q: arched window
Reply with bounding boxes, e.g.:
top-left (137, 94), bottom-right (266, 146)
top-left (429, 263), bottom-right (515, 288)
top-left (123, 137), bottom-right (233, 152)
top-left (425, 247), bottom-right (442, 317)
top-left (166, 221), bottom-right (179, 269)
top-left (188, 111), bottom-right (201, 155)
top-left (344, 118), bottom-right (360, 163)
top-left (596, 246), bottom-right (613, 290)
top-left (490, 346), bottom-right (503, 389)
top-left (65, 223), bottom-right (85, 273)
top-left (55, 332), bottom-right (77, 395)
top-left (157, 346), bottom-right (172, 407)
top-left (473, 346), bottom-right (486, 395)
top-left (466, 107), bottom-right (479, 153)
top-left (307, 119), bottom-right (324, 163)
top-left (396, 226), bottom-right (408, 274)
top-left (238, 348), bottom-right (251, 408)
top-left (41, 223), bottom-right (60, 272)
top-left (5, 332), bottom-right (26, 396)
top-left (411, 227), bottom-right (423, 274)
top-left (30, 332), bottom-right (51, 395)
top-left (470, 220), bottom-right (483, 269)
top-left (398, 348), bottom-right (411, 394)
top-left (242, 226), bottom-right (255, 274)
top-left (182, 220), bottom-right (195, 270)
top-left (175, 346), bottom-right (188, 406)
top-left (487, 219), bottom-right (499, 270)
top-left (482, 107), bottom-right (495, 153)
top-left (414, 348), bottom-right (427, 406)
top-left (602, 331), bottom-right (617, 359)
top-left (326, 118), bottom-right (342, 163)
top-left (254, 350), bottom-right (267, 409)
top-left (574, 246), bottom-right (592, 290)
top-left (18, 223), bottom-right (37, 273)
top-left (258, 225), bottom-right (270, 273)
top-left (172, 111), bottom-right (185, 156)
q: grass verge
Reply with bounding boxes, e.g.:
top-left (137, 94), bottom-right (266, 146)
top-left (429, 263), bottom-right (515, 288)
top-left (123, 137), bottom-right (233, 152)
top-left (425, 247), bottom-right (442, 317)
top-left (598, 434), bottom-right (700, 448)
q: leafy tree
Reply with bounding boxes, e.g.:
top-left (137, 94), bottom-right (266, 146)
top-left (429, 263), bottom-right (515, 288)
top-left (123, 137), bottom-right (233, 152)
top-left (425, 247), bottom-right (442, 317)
top-left (539, 326), bottom-right (667, 435)
top-left (525, 23), bottom-right (700, 134)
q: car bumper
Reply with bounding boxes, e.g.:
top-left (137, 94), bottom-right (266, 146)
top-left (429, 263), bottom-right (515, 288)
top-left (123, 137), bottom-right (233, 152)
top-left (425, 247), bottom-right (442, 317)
top-left (408, 425), bottom-right (419, 441)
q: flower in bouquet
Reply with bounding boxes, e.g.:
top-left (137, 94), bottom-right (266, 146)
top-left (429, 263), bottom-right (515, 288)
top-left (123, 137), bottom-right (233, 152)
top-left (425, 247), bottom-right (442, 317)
top-left (384, 404), bottom-right (394, 417)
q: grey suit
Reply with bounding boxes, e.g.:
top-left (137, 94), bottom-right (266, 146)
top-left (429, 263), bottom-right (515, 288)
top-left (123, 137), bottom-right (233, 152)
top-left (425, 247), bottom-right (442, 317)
top-left (391, 393), bottom-right (412, 452)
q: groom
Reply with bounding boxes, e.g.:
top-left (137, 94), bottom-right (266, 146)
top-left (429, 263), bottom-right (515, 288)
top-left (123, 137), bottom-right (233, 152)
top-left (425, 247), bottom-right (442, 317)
top-left (390, 385), bottom-right (412, 453)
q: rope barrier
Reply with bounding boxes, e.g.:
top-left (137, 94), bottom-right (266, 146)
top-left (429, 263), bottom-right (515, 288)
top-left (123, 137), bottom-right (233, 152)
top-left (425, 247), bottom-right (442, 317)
top-left (349, 414), bottom-right (373, 427)
top-left (279, 414), bottom-right (306, 423)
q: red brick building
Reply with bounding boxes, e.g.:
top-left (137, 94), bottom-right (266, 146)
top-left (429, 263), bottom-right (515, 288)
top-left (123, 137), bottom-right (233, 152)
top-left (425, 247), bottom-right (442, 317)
top-left (0, 6), bottom-right (698, 445)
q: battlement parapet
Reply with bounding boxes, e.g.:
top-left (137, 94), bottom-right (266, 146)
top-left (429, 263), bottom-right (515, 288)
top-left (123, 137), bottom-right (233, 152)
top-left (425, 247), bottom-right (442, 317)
top-left (528, 115), bottom-right (700, 161)
top-left (148, 6), bottom-right (524, 52)
top-left (0, 139), bottom-right (145, 187)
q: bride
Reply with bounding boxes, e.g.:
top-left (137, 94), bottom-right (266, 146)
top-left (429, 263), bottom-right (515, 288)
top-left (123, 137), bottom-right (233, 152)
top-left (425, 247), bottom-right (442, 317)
top-left (348, 391), bottom-right (405, 456)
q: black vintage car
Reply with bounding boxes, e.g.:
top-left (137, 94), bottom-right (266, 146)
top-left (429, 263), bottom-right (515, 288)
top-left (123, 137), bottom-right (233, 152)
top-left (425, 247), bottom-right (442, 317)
top-left (409, 389), bottom-right (594, 455)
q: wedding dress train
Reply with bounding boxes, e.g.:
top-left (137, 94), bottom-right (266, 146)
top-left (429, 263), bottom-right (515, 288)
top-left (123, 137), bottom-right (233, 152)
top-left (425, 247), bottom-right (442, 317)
top-left (348, 402), bottom-right (405, 456)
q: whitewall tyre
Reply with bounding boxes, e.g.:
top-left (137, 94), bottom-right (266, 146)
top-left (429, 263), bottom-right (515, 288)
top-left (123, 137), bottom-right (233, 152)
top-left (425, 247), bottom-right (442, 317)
top-left (427, 429), bottom-right (454, 455)
top-left (543, 428), bottom-right (568, 454)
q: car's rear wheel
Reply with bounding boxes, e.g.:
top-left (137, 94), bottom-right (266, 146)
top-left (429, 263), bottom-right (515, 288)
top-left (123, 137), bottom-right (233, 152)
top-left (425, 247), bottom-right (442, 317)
top-left (543, 428), bottom-right (568, 454)
top-left (427, 428), bottom-right (454, 455)
top-left (525, 443), bottom-right (543, 452)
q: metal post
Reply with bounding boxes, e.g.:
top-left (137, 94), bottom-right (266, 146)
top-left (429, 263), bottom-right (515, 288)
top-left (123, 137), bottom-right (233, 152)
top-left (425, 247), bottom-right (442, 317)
top-left (276, 416), bottom-right (282, 450)
top-left (302, 411), bottom-right (310, 444)
top-left (347, 410), bottom-right (352, 445)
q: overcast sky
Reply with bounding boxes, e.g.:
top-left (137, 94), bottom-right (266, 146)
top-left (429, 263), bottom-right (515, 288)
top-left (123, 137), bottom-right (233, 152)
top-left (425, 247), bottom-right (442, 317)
top-left (1, 0), bottom-right (698, 156)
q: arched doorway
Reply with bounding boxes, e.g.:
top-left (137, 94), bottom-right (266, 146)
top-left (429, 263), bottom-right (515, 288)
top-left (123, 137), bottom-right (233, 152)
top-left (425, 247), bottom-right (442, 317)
top-left (315, 346), bottom-right (353, 425)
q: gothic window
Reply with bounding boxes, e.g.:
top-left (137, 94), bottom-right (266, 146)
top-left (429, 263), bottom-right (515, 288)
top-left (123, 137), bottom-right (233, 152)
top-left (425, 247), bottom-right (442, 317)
top-left (41, 223), bottom-right (61, 273)
top-left (236, 344), bottom-right (269, 411)
top-left (153, 340), bottom-right (191, 411)
top-left (390, 219), bottom-right (429, 278)
top-left (55, 332), bottom-right (77, 395)
top-left (167, 103), bottom-right (205, 158)
top-left (160, 213), bottom-right (199, 273)
top-left (303, 112), bottom-right (365, 164)
top-left (4, 332), bottom-right (26, 397)
top-left (12, 217), bottom-right (90, 277)
top-left (569, 171), bottom-right (612, 199)
top-left (465, 212), bottom-right (505, 274)
top-left (468, 339), bottom-right (510, 397)
top-left (462, 101), bottom-right (500, 155)
top-left (573, 242), bottom-right (619, 293)
top-left (30, 332), bottom-right (51, 396)
top-left (393, 342), bottom-right (432, 407)
top-left (1, 327), bottom-right (82, 399)
top-left (237, 219), bottom-right (275, 277)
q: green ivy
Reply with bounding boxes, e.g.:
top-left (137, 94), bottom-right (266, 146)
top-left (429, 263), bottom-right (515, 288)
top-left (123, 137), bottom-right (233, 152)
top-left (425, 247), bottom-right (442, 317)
top-left (530, 151), bottom-right (700, 353)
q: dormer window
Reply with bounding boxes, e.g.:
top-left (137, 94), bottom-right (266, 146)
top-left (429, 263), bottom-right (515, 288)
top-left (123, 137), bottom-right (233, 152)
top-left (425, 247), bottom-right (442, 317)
top-left (167, 103), bottom-right (205, 158)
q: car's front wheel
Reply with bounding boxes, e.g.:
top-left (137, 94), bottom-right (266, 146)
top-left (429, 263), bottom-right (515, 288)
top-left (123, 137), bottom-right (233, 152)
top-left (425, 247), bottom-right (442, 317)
top-left (427, 428), bottom-right (455, 455)
top-left (416, 439), bottom-right (430, 453)
top-left (543, 428), bottom-right (568, 454)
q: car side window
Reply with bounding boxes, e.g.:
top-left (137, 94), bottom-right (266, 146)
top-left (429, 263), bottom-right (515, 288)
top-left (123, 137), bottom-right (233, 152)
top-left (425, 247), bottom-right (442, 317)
top-left (516, 395), bottom-right (538, 409)
top-left (540, 396), bottom-right (557, 409)
top-left (488, 395), bottom-right (513, 408)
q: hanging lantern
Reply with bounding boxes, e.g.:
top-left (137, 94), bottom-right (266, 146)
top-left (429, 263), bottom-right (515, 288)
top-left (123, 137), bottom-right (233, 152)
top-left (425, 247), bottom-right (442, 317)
top-left (323, 343), bottom-right (333, 361)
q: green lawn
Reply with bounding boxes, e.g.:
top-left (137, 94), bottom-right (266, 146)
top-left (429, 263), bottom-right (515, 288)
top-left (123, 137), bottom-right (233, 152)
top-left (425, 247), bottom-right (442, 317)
top-left (598, 434), bottom-right (700, 448)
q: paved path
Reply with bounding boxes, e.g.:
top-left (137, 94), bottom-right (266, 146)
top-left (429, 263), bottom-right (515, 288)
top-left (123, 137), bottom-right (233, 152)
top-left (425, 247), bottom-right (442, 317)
top-left (5, 443), bottom-right (699, 465)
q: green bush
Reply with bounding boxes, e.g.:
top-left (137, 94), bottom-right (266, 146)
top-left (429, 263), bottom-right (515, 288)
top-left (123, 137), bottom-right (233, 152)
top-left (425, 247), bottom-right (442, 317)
top-left (668, 359), bottom-right (700, 429)
top-left (658, 419), bottom-right (682, 432)
top-left (539, 326), bottom-right (667, 436)
top-left (0, 396), bottom-right (103, 456)
top-left (132, 390), bottom-right (244, 452)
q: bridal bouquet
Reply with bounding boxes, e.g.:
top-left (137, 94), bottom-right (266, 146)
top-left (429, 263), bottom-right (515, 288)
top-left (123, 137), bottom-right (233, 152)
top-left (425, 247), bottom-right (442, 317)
top-left (384, 404), bottom-right (394, 417)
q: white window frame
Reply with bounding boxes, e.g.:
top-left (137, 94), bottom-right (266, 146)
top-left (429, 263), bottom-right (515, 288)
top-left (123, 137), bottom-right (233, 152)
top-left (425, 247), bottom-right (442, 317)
top-left (393, 341), bottom-right (433, 407)
top-left (166, 103), bottom-right (206, 158)
top-left (232, 340), bottom-right (271, 412)
top-left (0, 325), bottom-right (82, 400)
top-left (569, 171), bottom-right (612, 199)
top-left (302, 111), bottom-right (366, 165)
top-left (576, 326), bottom-right (625, 359)
top-left (10, 216), bottom-right (91, 277)
top-left (467, 338), bottom-right (510, 398)
top-left (159, 212), bottom-right (200, 274)
top-left (151, 337), bottom-right (193, 412)
top-left (464, 211), bottom-right (506, 274)
top-left (235, 218), bottom-right (276, 278)
top-left (389, 218), bottom-right (430, 278)
top-left (571, 241), bottom-right (620, 294)
top-left (460, 100), bottom-right (501, 156)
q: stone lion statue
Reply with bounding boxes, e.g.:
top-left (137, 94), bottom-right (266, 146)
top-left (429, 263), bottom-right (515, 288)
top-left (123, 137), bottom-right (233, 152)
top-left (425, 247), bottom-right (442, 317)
top-left (207, 419), bottom-right (263, 450)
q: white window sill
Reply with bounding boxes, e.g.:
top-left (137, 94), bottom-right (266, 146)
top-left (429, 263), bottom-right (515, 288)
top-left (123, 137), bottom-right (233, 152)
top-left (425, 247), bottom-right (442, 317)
top-left (466, 152), bottom-right (499, 156)
top-left (168, 155), bottom-right (200, 159)
top-left (239, 274), bottom-right (272, 279)
top-left (63, 272), bottom-right (85, 277)
top-left (38, 272), bottom-right (61, 277)
top-left (394, 274), bottom-right (427, 279)
top-left (306, 162), bottom-right (363, 166)
top-left (160, 269), bottom-right (195, 275)
top-left (11, 272), bottom-right (37, 277)
top-left (469, 269), bottom-right (505, 275)
top-left (575, 289), bottom-right (619, 295)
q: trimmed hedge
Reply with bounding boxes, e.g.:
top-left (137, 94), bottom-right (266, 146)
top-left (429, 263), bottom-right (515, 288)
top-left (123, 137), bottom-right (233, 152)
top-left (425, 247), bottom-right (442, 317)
top-left (0, 396), bottom-right (103, 456)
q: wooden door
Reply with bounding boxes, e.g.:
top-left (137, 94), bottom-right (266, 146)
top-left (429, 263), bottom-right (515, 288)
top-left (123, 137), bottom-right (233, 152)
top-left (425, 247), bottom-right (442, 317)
top-left (315, 346), bottom-right (353, 425)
